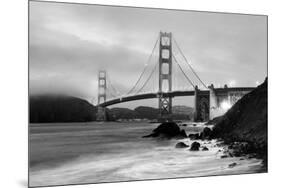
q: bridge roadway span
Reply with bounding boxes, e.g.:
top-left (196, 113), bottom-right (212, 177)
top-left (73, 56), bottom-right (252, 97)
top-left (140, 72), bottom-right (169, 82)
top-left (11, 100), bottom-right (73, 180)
top-left (99, 87), bottom-right (255, 107)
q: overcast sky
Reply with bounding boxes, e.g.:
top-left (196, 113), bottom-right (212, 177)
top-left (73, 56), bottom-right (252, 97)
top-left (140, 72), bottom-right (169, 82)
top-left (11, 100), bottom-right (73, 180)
top-left (29, 1), bottom-right (267, 109)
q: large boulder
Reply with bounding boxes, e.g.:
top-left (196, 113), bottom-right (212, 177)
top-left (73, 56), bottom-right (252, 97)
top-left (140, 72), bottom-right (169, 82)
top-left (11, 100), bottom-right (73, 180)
top-left (143, 122), bottom-right (187, 139)
top-left (175, 142), bottom-right (189, 148)
top-left (200, 127), bottom-right (213, 140)
top-left (228, 162), bottom-right (237, 168)
top-left (190, 141), bottom-right (201, 151)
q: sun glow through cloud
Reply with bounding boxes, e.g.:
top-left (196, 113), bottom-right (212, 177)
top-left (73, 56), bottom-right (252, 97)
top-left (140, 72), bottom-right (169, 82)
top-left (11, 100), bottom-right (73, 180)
top-left (229, 80), bottom-right (236, 87)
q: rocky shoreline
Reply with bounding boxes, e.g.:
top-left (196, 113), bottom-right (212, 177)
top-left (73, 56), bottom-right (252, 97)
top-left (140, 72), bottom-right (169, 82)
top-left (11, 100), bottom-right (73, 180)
top-left (143, 122), bottom-right (266, 171)
top-left (143, 77), bottom-right (267, 171)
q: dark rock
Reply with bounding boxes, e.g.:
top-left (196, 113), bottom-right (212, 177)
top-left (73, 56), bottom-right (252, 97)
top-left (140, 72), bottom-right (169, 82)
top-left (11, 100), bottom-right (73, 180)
top-left (180, 130), bottom-right (188, 138)
top-left (188, 133), bottom-right (201, 140)
top-left (182, 124), bottom-right (187, 126)
top-left (175, 142), bottom-right (189, 148)
top-left (143, 122), bottom-right (187, 139)
top-left (228, 162), bottom-right (237, 168)
top-left (190, 141), bottom-right (201, 151)
top-left (221, 155), bottom-right (228, 158)
top-left (193, 124), bottom-right (197, 127)
top-left (205, 116), bottom-right (223, 125)
top-left (202, 146), bottom-right (209, 151)
top-left (232, 151), bottom-right (242, 157)
top-left (200, 127), bottom-right (213, 140)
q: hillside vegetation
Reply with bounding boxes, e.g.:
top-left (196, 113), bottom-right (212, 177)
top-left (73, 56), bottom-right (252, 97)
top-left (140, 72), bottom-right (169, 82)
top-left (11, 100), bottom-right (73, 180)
top-left (29, 95), bottom-right (97, 123)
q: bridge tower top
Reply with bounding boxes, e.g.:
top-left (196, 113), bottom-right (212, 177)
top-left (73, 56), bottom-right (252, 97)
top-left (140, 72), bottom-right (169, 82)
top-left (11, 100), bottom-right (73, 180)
top-left (98, 70), bottom-right (107, 105)
top-left (158, 31), bottom-right (173, 122)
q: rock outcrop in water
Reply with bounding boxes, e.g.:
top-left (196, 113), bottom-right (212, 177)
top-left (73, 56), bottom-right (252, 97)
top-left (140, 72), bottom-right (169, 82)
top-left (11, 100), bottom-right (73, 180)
top-left (175, 142), bottom-right (189, 148)
top-left (188, 127), bottom-right (213, 140)
top-left (190, 141), bottom-right (201, 151)
top-left (143, 122), bottom-right (187, 139)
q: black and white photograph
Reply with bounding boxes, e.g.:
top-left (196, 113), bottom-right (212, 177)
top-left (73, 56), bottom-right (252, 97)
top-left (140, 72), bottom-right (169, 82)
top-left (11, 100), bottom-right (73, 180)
top-left (28, 1), bottom-right (268, 187)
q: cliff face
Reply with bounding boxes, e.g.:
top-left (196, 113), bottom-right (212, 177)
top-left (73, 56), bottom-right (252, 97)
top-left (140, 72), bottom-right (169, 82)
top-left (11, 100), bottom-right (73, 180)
top-left (29, 95), bottom-right (97, 123)
top-left (212, 78), bottom-right (267, 146)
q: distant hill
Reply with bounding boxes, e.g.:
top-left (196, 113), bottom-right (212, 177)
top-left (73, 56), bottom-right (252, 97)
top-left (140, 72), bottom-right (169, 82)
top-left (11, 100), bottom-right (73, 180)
top-left (172, 105), bottom-right (193, 120)
top-left (134, 106), bottom-right (159, 120)
top-left (172, 105), bottom-right (194, 115)
top-left (29, 95), bottom-right (194, 122)
top-left (29, 95), bottom-right (97, 123)
top-left (107, 108), bottom-right (140, 120)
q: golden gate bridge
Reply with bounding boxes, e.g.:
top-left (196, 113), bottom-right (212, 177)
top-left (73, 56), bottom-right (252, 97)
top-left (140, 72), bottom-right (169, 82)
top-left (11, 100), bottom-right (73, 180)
top-left (96, 32), bottom-right (255, 122)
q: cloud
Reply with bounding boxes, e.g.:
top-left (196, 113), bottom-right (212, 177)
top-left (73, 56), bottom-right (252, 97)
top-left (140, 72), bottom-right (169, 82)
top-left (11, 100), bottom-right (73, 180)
top-left (29, 1), bottom-right (267, 107)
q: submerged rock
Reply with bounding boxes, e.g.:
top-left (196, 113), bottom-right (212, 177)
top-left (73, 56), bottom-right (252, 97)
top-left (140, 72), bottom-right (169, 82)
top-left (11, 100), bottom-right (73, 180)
top-left (228, 162), bottom-right (237, 168)
top-left (143, 122), bottom-right (187, 139)
top-left (188, 133), bottom-right (201, 140)
top-left (175, 142), bottom-right (189, 148)
top-left (220, 155), bottom-right (228, 158)
top-left (202, 146), bottom-right (209, 151)
top-left (190, 141), bottom-right (201, 151)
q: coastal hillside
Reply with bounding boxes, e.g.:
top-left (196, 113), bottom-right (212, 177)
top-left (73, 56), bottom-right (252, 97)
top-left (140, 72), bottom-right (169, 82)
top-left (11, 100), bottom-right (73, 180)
top-left (134, 106), bottom-right (158, 120)
top-left (107, 108), bottom-right (140, 120)
top-left (29, 95), bottom-right (97, 123)
top-left (29, 95), bottom-right (194, 122)
top-left (212, 78), bottom-right (267, 147)
top-left (134, 106), bottom-right (193, 120)
top-left (172, 105), bottom-right (194, 115)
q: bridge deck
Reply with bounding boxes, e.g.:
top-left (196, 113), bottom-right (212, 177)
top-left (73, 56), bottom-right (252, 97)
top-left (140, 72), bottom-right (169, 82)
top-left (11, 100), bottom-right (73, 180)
top-left (99, 87), bottom-right (255, 107)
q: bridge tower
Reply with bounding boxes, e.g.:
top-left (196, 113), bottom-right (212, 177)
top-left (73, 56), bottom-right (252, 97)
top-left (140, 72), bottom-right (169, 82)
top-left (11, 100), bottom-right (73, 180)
top-left (96, 70), bottom-right (107, 121)
top-left (158, 32), bottom-right (173, 122)
top-left (194, 85), bottom-right (210, 122)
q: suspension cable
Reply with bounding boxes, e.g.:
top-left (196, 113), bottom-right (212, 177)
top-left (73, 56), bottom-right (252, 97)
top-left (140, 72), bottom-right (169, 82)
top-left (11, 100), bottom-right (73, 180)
top-left (107, 90), bottom-right (117, 98)
top-left (107, 73), bottom-right (120, 96)
top-left (135, 60), bottom-right (158, 94)
top-left (126, 37), bottom-right (159, 95)
top-left (172, 54), bottom-right (195, 88)
top-left (173, 37), bottom-right (208, 89)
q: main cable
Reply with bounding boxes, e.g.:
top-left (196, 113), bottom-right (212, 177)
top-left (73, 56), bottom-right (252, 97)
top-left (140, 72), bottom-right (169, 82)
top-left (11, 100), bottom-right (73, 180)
top-left (173, 37), bottom-right (208, 89)
top-left (135, 60), bottom-right (158, 94)
top-left (172, 53), bottom-right (195, 88)
top-left (126, 37), bottom-right (159, 95)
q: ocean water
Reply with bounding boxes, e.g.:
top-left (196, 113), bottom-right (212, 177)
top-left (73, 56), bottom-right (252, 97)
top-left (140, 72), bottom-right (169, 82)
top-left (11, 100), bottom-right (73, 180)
top-left (29, 122), bottom-right (263, 187)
